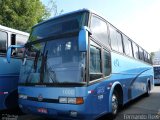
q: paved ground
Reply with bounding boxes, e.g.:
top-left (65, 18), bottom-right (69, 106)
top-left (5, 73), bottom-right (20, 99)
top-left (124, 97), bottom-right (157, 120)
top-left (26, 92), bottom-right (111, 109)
top-left (1, 86), bottom-right (160, 120)
top-left (114, 85), bottom-right (160, 120)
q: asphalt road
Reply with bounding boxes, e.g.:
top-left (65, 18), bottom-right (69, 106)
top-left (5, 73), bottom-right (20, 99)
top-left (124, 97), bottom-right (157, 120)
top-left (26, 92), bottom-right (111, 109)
top-left (1, 86), bottom-right (160, 120)
top-left (114, 85), bottom-right (160, 120)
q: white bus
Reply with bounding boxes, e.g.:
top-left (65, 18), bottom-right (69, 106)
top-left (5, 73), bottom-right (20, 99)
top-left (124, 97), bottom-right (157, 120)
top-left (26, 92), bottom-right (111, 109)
top-left (0, 25), bottom-right (29, 110)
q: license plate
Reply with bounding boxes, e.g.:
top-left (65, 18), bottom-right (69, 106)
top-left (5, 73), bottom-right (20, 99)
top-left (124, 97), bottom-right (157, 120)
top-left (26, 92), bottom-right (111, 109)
top-left (37, 108), bottom-right (48, 114)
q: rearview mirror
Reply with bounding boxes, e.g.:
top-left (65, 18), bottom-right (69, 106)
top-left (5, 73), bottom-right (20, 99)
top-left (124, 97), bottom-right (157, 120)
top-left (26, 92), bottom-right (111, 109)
top-left (7, 45), bottom-right (24, 63)
top-left (78, 26), bottom-right (91, 52)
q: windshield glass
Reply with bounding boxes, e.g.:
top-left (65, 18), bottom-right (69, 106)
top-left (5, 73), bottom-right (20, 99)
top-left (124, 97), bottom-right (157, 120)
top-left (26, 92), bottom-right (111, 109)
top-left (29, 11), bottom-right (88, 42)
top-left (19, 37), bottom-right (86, 85)
top-left (154, 67), bottom-right (160, 79)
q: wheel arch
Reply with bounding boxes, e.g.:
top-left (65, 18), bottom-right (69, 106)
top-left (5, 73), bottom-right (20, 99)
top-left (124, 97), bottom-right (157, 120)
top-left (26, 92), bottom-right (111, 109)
top-left (108, 81), bottom-right (123, 113)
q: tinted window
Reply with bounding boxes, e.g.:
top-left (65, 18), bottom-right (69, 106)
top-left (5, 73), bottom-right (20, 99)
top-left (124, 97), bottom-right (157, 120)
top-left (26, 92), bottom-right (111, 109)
top-left (11, 34), bottom-right (28, 57)
top-left (139, 47), bottom-right (144, 60)
top-left (123, 35), bottom-right (133, 57)
top-left (90, 41), bottom-right (102, 81)
top-left (20, 37), bottom-right (84, 84)
top-left (0, 31), bottom-right (7, 53)
top-left (16, 34), bottom-right (28, 45)
top-left (103, 50), bottom-right (111, 76)
top-left (29, 12), bottom-right (88, 41)
top-left (144, 51), bottom-right (148, 62)
top-left (109, 25), bottom-right (123, 53)
top-left (90, 15), bottom-right (109, 47)
top-left (132, 42), bottom-right (139, 59)
top-left (148, 54), bottom-right (151, 63)
top-left (154, 67), bottom-right (160, 79)
top-left (17, 34), bottom-right (28, 55)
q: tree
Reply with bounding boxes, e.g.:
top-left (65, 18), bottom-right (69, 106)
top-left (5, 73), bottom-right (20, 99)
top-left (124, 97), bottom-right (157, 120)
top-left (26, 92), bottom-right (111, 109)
top-left (43, 0), bottom-right (63, 17)
top-left (0, 0), bottom-right (56, 32)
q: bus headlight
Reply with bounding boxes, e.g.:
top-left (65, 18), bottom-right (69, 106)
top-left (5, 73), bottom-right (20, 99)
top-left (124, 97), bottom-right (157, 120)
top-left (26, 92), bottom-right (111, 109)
top-left (68, 98), bottom-right (76, 104)
top-left (59, 97), bottom-right (84, 104)
top-left (19, 94), bottom-right (28, 99)
top-left (59, 97), bottom-right (68, 104)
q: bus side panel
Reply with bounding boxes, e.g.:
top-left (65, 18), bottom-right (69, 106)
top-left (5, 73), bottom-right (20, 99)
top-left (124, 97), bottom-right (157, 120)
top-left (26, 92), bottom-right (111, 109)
top-left (111, 52), bottom-right (153, 103)
top-left (0, 57), bottom-right (21, 110)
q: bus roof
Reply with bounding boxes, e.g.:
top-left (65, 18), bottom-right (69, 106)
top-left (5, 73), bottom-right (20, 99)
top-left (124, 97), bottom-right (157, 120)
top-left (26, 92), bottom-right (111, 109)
top-left (33, 8), bottom-right (92, 28)
top-left (0, 25), bottom-right (29, 36)
top-left (32, 9), bottom-right (150, 56)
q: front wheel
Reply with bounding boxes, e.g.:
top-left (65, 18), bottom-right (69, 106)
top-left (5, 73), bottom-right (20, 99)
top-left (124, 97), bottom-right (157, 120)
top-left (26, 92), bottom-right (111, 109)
top-left (111, 92), bottom-right (119, 116)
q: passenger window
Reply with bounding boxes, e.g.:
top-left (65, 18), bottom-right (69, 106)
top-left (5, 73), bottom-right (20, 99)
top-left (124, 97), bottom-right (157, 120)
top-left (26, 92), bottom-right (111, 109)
top-left (0, 31), bottom-right (7, 54)
top-left (90, 15), bottom-right (109, 47)
top-left (16, 34), bottom-right (28, 45)
top-left (123, 35), bottom-right (133, 57)
top-left (144, 51), bottom-right (148, 62)
top-left (109, 25), bottom-right (123, 53)
top-left (148, 54), bottom-right (151, 64)
top-left (132, 42), bottom-right (139, 59)
top-left (89, 41), bottom-right (102, 81)
top-left (103, 50), bottom-right (111, 76)
top-left (139, 47), bottom-right (144, 61)
top-left (11, 34), bottom-right (28, 57)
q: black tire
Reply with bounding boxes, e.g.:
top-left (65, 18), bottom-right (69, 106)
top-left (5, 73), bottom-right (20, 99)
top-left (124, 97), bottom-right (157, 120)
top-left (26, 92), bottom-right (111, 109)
top-left (145, 83), bottom-right (150, 97)
top-left (111, 91), bottom-right (119, 117)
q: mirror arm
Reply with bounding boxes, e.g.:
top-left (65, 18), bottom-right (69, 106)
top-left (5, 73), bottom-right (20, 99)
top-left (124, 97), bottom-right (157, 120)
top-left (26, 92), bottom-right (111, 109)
top-left (7, 45), bottom-right (24, 63)
top-left (81, 26), bottom-right (92, 35)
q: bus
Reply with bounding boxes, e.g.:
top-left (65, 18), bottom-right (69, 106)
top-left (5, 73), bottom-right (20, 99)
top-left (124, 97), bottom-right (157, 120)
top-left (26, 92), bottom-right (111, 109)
top-left (153, 65), bottom-right (160, 85)
top-left (0, 25), bottom-right (29, 110)
top-left (7, 9), bottom-right (154, 119)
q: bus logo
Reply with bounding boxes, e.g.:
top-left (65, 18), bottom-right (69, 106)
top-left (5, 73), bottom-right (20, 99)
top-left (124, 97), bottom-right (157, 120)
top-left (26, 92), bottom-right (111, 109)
top-left (114, 59), bottom-right (119, 67)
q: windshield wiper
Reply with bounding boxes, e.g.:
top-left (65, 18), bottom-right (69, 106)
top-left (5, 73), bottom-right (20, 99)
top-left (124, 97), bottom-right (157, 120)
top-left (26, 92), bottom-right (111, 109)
top-left (40, 51), bottom-right (48, 83)
top-left (34, 50), bottom-right (40, 72)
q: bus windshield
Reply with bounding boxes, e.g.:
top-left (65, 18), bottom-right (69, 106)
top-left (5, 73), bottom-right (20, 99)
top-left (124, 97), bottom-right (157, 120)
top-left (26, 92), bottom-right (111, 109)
top-left (19, 36), bottom-right (86, 85)
top-left (154, 67), bottom-right (160, 79)
top-left (29, 12), bottom-right (88, 42)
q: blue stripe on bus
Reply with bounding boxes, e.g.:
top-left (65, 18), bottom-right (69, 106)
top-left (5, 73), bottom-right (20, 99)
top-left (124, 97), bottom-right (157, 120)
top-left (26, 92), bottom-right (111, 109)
top-left (128, 68), bottom-right (151, 100)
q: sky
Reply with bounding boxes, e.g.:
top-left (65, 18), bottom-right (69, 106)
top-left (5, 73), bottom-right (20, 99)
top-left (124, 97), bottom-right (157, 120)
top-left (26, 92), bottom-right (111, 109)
top-left (41, 0), bottom-right (160, 53)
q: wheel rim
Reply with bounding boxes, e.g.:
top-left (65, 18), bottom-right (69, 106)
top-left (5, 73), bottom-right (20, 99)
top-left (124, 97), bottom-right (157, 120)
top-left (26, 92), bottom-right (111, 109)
top-left (112, 94), bottom-right (118, 115)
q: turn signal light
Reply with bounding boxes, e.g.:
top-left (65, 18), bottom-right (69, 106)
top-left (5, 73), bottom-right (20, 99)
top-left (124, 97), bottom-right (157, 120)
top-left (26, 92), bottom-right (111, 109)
top-left (76, 97), bottom-right (84, 104)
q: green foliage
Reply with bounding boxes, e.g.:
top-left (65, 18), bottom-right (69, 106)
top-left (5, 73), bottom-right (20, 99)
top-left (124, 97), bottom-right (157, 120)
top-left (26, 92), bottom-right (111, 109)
top-left (0, 0), bottom-right (54, 32)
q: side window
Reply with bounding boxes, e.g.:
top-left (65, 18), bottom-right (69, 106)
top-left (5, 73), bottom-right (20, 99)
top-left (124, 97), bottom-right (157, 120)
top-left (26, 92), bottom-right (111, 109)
top-left (11, 34), bottom-right (16, 45)
top-left (144, 51), bottom-right (148, 62)
top-left (12, 34), bottom-right (28, 57)
top-left (103, 49), bottom-right (111, 76)
top-left (109, 25), bottom-right (123, 53)
top-left (16, 34), bottom-right (28, 45)
top-left (0, 31), bottom-right (7, 53)
top-left (89, 41), bottom-right (102, 81)
top-left (90, 15), bottom-right (109, 47)
top-left (132, 42), bottom-right (139, 59)
top-left (148, 54), bottom-right (151, 64)
top-left (123, 35), bottom-right (133, 57)
top-left (139, 47), bottom-right (144, 60)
